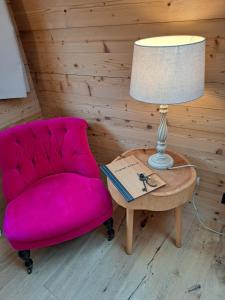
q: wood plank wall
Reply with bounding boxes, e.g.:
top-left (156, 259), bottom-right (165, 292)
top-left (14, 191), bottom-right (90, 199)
top-left (12, 0), bottom-right (225, 222)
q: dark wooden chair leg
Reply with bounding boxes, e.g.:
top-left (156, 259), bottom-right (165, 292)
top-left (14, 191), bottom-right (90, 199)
top-left (104, 217), bottom-right (115, 241)
top-left (18, 250), bottom-right (33, 274)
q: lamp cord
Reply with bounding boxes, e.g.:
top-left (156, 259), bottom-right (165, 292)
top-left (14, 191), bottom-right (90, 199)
top-left (167, 164), bottom-right (196, 170)
top-left (168, 164), bottom-right (225, 236)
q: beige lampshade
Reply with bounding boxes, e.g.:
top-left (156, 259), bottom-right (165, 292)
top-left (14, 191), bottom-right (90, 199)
top-left (130, 35), bottom-right (205, 104)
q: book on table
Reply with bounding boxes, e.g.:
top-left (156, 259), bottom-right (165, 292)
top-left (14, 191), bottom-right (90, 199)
top-left (101, 155), bottom-right (166, 202)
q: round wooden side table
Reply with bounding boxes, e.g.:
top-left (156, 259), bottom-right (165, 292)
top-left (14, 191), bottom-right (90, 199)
top-left (107, 148), bottom-right (197, 254)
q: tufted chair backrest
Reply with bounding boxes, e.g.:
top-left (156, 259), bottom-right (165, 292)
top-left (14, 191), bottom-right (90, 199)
top-left (0, 117), bottom-right (99, 203)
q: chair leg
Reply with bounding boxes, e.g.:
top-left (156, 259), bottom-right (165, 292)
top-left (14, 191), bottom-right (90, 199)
top-left (18, 250), bottom-right (33, 274)
top-left (104, 217), bottom-right (115, 241)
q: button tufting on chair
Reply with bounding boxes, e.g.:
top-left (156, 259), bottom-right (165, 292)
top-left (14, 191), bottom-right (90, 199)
top-left (16, 164), bottom-right (21, 171)
top-left (73, 149), bottom-right (80, 155)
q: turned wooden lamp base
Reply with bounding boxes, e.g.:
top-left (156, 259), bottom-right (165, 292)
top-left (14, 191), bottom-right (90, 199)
top-left (148, 152), bottom-right (174, 170)
top-left (148, 104), bottom-right (174, 170)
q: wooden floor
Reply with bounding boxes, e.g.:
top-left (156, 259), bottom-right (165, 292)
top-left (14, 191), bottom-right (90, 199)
top-left (0, 203), bottom-right (224, 300)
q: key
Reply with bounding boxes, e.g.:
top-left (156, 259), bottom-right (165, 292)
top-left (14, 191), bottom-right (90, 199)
top-left (137, 173), bottom-right (148, 192)
top-left (142, 180), bottom-right (147, 192)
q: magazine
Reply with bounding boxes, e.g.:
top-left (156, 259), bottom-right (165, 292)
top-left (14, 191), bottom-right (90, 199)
top-left (101, 155), bottom-right (166, 202)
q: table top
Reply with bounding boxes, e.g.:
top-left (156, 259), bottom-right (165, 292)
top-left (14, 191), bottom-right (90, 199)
top-left (107, 148), bottom-right (197, 211)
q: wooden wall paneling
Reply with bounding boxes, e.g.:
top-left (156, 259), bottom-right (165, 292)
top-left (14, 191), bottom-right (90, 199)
top-left (10, 0), bottom-right (225, 13)
top-left (0, 93), bottom-right (41, 129)
top-left (22, 40), bottom-right (134, 54)
top-left (12, 0), bottom-right (225, 219)
top-left (22, 50), bottom-right (225, 83)
top-left (12, 0), bottom-right (225, 31)
top-left (19, 19), bottom-right (225, 43)
top-left (26, 52), bottom-right (132, 77)
top-left (20, 38), bottom-right (225, 59)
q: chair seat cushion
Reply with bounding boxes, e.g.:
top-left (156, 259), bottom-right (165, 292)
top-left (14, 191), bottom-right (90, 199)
top-left (4, 172), bottom-right (112, 246)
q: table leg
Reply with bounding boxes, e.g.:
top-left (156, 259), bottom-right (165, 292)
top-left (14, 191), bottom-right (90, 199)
top-left (126, 208), bottom-right (134, 255)
top-left (175, 206), bottom-right (182, 248)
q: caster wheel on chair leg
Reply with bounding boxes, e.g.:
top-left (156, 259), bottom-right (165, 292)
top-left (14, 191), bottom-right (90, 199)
top-left (25, 260), bottom-right (33, 274)
top-left (26, 266), bottom-right (33, 274)
top-left (18, 250), bottom-right (33, 274)
top-left (107, 229), bottom-right (115, 241)
top-left (104, 218), bottom-right (115, 241)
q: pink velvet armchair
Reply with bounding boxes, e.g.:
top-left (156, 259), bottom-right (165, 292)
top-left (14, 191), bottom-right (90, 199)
top-left (0, 117), bottom-right (114, 273)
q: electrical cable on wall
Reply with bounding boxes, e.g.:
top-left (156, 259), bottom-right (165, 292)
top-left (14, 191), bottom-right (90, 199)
top-left (169, 165), bottom-right (225, 237)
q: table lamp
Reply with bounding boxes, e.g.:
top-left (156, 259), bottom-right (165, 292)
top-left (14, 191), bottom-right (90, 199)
top-left (130, 35), bottom-right (205, 170)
